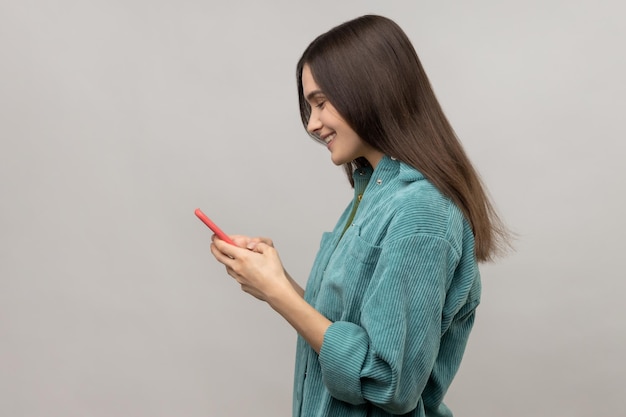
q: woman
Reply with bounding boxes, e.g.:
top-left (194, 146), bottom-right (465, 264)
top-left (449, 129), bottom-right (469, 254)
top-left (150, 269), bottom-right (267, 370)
top-left (210, 15), bottom-right (509, 417)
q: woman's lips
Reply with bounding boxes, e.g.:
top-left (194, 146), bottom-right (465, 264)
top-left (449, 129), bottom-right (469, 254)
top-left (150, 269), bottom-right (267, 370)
top-left (324, 133), bottom-right (336, 149)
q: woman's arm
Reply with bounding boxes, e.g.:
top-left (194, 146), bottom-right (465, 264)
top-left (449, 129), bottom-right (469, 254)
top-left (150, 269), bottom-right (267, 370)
top-left (283, 270), bottom-right (305, 298)
top-left (229, 235), bottom-right (305, 297)
top-left (211, 237), bottom-right (328, 352)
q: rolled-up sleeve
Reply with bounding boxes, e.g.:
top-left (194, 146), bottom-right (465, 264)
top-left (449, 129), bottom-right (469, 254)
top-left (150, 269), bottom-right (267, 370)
top-left (318, 234), bottom-right (459, 415)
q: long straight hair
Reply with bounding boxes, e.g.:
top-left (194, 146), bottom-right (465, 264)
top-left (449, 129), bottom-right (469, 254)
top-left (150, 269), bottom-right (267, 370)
top-left (296, 15), bottom-right (510, 262)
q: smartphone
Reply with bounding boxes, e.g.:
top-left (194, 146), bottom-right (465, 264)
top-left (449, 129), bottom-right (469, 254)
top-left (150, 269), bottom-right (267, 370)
top-left (194, 208), bottom-right (236, 245)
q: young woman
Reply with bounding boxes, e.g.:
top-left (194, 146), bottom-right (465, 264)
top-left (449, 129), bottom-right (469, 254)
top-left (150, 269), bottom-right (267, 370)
top-left (210, 15), bottom-right (509, 417)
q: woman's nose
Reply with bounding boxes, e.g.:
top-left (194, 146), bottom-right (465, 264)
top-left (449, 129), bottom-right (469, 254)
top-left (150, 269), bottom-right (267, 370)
top-left (307, 113), bottom-right (322, 135)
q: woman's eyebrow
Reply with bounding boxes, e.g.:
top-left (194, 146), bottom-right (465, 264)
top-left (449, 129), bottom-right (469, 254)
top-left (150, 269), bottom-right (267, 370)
top-left (306, 90), bottom-right (324, 101)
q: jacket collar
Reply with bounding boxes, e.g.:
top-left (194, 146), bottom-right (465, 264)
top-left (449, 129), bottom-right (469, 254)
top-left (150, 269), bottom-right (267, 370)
top-left (352, 155), bottom-right (425, 185)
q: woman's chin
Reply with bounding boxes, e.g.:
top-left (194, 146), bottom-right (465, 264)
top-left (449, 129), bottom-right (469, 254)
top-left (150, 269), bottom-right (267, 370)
top-left (330, 159), bottom-right (344, 166)
top-left (330, 153), bottom-right (346, 166)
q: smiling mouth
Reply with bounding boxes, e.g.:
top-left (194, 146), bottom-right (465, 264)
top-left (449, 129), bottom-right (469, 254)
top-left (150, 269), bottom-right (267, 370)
top-left (323, 133), bottom-right (336, 148)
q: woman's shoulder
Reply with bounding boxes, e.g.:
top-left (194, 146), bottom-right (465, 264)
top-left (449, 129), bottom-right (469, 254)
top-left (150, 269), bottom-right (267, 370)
top-left (393, 163), bottom-right (457, 213)
top-left (387, 164), bottom-right (468, 244)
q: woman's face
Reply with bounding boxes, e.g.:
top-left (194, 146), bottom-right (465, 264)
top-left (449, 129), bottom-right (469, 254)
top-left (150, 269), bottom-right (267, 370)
top-left (301, 65), bottom-right (383, 168)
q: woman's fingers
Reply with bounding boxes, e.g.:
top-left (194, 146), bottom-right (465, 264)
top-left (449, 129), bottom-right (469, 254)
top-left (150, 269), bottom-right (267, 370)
top-left (210, 242), bottom-right (231, 266)
top-left (214, 234), bottom-right (274, 251)
top-left (229, 235), bottom-right (252, 248)
top-left (250, 242), bottom-right (267, 253)
top-left (222, 256), bottom-right (264, 295)
top-left (212, 235), bottom-right (244, 257)
top-left (246, 237), bottom-right (274, 250)
top-left (226, 266), bottom-right (245, 283)
top-left (210, 237), bottom-right (243, 267)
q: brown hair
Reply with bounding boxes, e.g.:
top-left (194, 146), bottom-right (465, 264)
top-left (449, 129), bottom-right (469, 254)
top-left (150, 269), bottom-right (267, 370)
top-left (296, 15), bottom-right (510, 262)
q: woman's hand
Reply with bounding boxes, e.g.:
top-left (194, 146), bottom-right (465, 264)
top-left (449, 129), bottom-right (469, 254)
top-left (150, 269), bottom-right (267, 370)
top-left (238, 235), bottom-right (275, 251)
top-left (209, 234), bottom-right (330, 353)
top-left (210, 235), bottom-right (292, 302)
top-left (212, 235), bottom-right (305, 298)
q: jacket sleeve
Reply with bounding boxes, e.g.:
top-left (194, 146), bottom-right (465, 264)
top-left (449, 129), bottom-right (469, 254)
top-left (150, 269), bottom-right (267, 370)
top-left (318, 234), bottom-right (460, 415)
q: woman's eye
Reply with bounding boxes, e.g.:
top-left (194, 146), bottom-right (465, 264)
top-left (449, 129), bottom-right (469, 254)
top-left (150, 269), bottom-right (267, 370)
top-left (315, 101), bottom-right (326, 109)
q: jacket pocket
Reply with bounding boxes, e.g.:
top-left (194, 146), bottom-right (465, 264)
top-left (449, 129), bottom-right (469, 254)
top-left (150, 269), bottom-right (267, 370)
top-left (316, 226), bottom-right (382, 322)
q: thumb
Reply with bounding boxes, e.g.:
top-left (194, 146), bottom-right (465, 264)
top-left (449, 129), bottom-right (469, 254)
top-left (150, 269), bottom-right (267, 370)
top-left (250, 242), bottom-right (271, 254)
top-left (246, 237), bottom-right (272, 250)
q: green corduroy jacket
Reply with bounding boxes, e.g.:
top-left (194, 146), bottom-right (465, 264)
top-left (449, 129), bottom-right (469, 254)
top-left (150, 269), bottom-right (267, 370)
top-left (293, 156), bottom-right (481, 417)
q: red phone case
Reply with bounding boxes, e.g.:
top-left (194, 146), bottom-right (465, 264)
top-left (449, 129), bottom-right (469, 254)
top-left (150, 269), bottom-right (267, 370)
top-left (194, 208), bottom-right (235, 245)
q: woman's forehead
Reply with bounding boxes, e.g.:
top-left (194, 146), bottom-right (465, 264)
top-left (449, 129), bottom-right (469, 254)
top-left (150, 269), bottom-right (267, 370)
top-left (301, 65), bottom-right (324, 100)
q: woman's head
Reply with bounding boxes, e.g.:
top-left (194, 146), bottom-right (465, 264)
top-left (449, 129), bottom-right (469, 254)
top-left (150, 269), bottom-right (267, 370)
top-left (297, 15), bottom-right (511, 262)
top-left (297, 15), bottom-right (438, 167)
top-left (300, 63), bottom-right (384, 168)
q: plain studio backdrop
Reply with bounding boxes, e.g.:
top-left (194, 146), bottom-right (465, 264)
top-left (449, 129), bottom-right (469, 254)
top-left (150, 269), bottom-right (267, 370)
top-left (1, 1), bottom-right (624, 416)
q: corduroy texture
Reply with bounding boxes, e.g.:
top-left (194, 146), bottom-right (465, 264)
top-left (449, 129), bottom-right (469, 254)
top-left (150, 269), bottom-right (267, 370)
top-left (293, 156), bottom-right (481, 417)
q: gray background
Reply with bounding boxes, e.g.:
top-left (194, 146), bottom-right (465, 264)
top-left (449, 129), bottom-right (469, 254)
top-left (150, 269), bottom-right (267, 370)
top-left (1, 0), bottom-right (624, 416)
